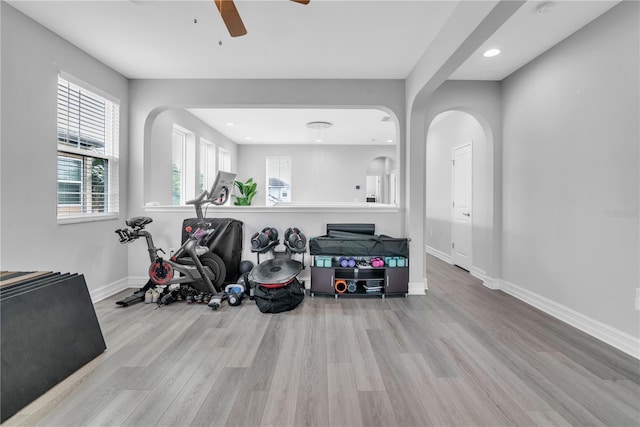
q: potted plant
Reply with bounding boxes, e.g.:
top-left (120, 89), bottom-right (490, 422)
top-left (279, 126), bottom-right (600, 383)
top-left (234, 178), bottom-right (257, 206)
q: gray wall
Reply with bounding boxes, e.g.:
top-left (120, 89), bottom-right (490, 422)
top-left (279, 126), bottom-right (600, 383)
top-left (501, 1), bottom-right (639, 338)
top-left (0, 3), bottom-right (130, 299)
top-left (237, 144), bottom-right (397, 205)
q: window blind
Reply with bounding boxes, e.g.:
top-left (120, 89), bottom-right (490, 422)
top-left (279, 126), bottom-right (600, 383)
top-left (57, 76), bottom-right (119, 219)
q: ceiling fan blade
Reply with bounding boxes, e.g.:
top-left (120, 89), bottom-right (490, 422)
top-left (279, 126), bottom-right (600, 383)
top-left (290, 0), bottom-right (310, 4)
top-left (214, 0), bottom-right (247, 37)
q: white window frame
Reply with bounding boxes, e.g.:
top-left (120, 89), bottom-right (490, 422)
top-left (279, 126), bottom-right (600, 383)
top-left (218, 146), bottom-right (231, 172)
top-left (266, 156), bottom-right (292, 206)
top-left (172, 124), bottom-right (196, 205)
top-left (56, 74), bottom-right (119, 222)
top-left (199, 137), bottom-right (216, 194)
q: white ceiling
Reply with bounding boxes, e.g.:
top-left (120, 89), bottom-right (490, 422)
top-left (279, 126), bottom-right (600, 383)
top-left (6, 0), bottom-right (619, 144)
top-left (450, 0), bottom-right (619, 80)
top-left (188, 107), bottom-right (397, 145)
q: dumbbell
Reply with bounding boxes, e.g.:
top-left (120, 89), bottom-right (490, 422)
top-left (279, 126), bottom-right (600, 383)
top-left (262, 227), bottom-right (279, 242)
top-left (339, 257), bottom-right (356, 268)
top-left (251, 227), bottom-right (279, 250)
top-left (370, 257), bottom-right (384, 268)
top-left (251, 231), bottom-right (269, 249)
top-left (284, 227), bottom-right (307, 250)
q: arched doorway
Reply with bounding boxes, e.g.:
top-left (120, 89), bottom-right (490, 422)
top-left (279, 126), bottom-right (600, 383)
top-left (425, 109), bottom-right (497, 287)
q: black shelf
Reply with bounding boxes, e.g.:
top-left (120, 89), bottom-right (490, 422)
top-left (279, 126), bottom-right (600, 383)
top-left (310, 262), bottom-right (408, 299)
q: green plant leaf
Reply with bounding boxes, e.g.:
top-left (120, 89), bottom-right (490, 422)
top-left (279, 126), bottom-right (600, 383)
top-left (234, 178), bottom-right (257, 205)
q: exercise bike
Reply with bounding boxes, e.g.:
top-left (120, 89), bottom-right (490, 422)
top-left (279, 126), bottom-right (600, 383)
top-left (115, 171), bottom-right (236, 309)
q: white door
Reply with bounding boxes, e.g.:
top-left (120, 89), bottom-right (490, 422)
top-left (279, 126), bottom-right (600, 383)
top-left (452, 143), bottom-right (472, 270)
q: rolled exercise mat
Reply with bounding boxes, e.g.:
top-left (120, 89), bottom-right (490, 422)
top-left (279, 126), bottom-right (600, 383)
top-left (327, 231), bottom-right (382, 241)
top-left (334, 279), bottom-right (347, 294)
top-left (326, 223), bottom-right (375, 235)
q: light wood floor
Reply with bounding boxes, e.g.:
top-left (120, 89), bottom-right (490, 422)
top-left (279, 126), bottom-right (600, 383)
top-left (4, 255), bottom-right (639, 426)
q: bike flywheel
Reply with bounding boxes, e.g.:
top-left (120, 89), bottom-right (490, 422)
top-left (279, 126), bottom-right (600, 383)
top-left (149, 260), bottom-right (173, 285)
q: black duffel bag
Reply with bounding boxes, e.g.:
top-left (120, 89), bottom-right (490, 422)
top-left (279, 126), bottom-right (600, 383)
top-left (253, 278), bottom-right (304, 313)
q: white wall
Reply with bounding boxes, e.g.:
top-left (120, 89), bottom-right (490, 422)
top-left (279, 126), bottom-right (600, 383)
top-left (426, 111), bottom-right (487, 270)
top-left (128, 205), bottom-right (403, 284)
top-left (0, 3), bottom-right (130, 300)
top-left (148, 109), bottom-right (238, 205)
top-left (237, 144), bottom-right (396, 205)
top-left (502, 2), bottom-right (639, 340)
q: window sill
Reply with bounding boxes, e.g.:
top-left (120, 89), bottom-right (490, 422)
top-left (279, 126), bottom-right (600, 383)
top-left (57, 213), bottom-right (119, 225)
top-left (143, 203), bottom-right (399, 214)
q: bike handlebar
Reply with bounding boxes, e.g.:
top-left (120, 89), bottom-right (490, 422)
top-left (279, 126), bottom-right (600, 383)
top-left (186, 190), bottom-right (209, 206)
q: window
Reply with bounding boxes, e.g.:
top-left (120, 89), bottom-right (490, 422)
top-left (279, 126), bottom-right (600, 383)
top-left (172, 125), bottom-right (196, 205)
top-left (266, 156), bottom-right (292, 206)
top-left (218, 146), bottom-right (231, 172)
top-left (199, 138), bottom-right (216, 194)
top-left (57, 75), bottom-right (119, 219)
top-left (172, 128), bottom-right (186, 205)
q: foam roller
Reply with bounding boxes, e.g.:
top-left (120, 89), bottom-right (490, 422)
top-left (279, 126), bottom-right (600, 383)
top-left (334, 279), bottom-right (347, 294)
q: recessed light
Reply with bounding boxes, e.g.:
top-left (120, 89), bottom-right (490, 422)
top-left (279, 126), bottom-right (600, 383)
top-left (483, 48), bottom-right (501, 58)
top-left (244, 136), bottom-right (251, 140)
top-left (226, 122), bottom-right (235, 126)
top-left (306, 121), bottom-right (332, 129)
top-left (387, 139), bottom-right (393, 143)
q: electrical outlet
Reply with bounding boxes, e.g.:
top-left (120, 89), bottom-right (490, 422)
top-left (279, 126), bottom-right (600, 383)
top-left (635, 289), bottom-right (640, 311)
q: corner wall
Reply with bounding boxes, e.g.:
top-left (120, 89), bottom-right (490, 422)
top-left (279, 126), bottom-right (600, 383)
top-left (0, 3), bottom-right (130, 300)
top-left (501, 1), bottom-right (640, 348)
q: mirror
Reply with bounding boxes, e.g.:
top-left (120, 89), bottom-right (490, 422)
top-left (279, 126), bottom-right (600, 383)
top-left (148, 107), bottom-right (399, 206)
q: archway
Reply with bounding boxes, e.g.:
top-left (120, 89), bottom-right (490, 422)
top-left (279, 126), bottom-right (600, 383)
top-left (425, 108), bottom-right (498, 289)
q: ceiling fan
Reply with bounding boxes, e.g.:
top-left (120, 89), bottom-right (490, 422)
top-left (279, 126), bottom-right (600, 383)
top-left (214, 0), bottom-right (310, 37)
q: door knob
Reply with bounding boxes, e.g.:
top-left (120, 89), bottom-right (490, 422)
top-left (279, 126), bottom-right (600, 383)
top-left (463, 212), bottom-right (471, 217)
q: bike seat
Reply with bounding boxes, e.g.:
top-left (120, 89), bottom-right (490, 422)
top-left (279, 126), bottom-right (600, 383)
top-left (126, 216), bottom-right (153, 228)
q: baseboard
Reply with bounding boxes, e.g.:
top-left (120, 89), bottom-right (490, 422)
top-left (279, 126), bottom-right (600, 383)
top-left (90, 276), bottom-right (149, 303)
top-left (470, 267), bottom-right (500, 290)
top-left (500, 279), bottom-right (640, 360)
top-left (409, 279), bottom-right (427, 295)
top-left (425, 245), bottom-right (452, 264)
top-left (89, 278), bottom-right (130, 303)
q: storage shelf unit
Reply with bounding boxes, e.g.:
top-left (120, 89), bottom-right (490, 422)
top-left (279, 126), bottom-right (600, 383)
top-left (310, 257), bottom-right (408, 298)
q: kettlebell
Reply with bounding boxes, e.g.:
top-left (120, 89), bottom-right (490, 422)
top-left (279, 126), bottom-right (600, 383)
top-left (225, 284), bottom-right (245, 306)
